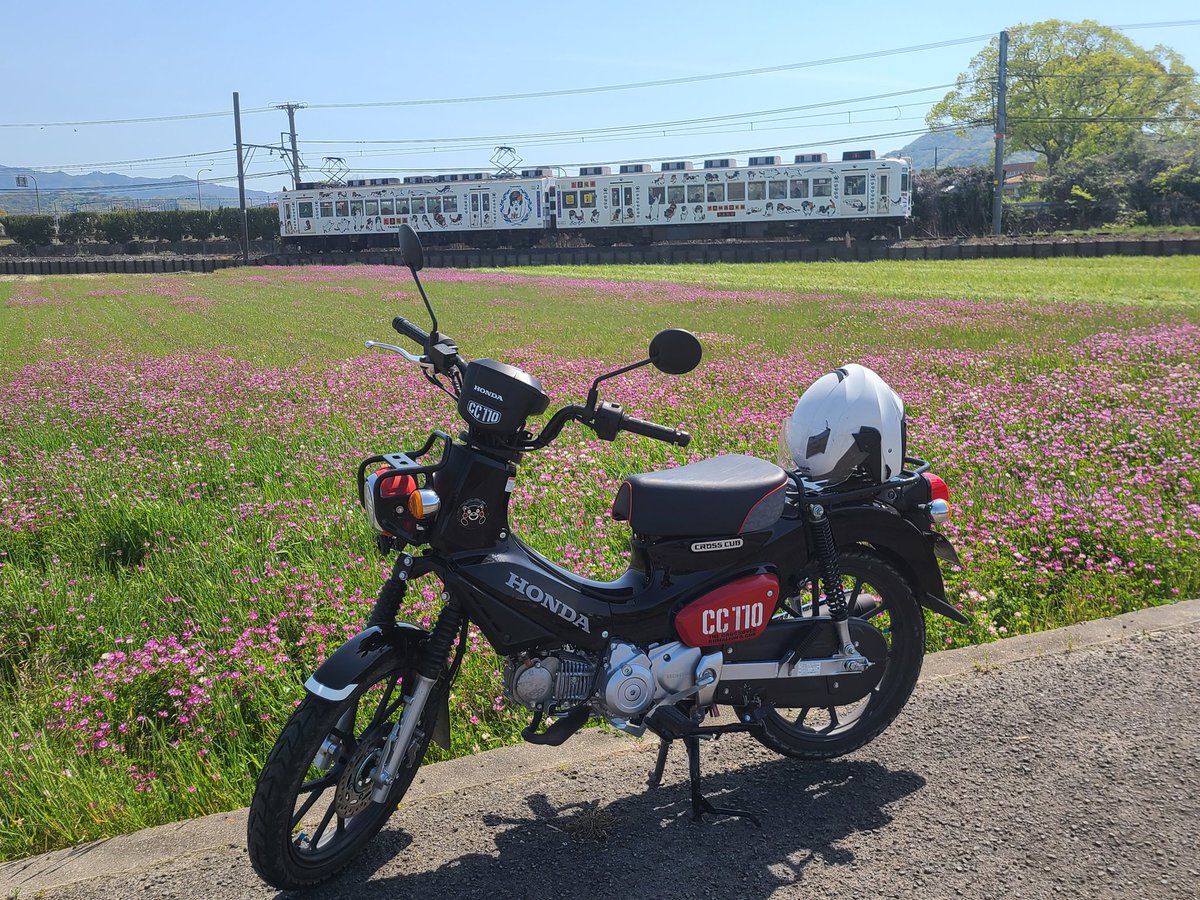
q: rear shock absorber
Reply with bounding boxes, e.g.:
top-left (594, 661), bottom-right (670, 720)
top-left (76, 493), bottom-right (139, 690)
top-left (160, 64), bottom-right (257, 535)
top-left (808, 504), bottom-right (856, 658)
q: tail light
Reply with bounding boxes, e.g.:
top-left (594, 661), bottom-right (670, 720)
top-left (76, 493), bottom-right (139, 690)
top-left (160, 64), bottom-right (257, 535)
top-left (922, 473), bottom-right (951, 524)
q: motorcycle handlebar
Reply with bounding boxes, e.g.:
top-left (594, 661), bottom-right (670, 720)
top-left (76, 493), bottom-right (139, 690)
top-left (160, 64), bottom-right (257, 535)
top-left (392, 316), bottom-right (430, 347)
top-left (620, 413), bottom-right (691, 447)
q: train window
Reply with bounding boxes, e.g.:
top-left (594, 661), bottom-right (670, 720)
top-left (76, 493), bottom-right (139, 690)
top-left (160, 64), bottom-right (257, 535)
top-left (561, 191), bottom-right (578, 208)
top-left (381, 198), bottom-right (394, 215)
top-left (667, 185), bottom-right (685, 204)
top-left (813, 178), bottom-right (832, 197)
top-left (581, 191), bottom-right (596, 208)
top-left (707, 183), bottom-right (724, 203)
top-left (471, 194), bottom-right (479, 213)
top-left (649, 186), bottom-right (665, 205)
top-left (350, 200), bottom-right (364, 216)
top-left (623, 186), bottom-right (633, 206)
top-left (769, 180), bottom-right (787, 199)
top-left (789, 179), bottom-right (808, 199)
top-left (428, 197), bottom-right (442, 213)
top-left (319, 201), bottom-right (333, 217)
top-left (298, 201), bottom-right (314, 218)
top-left (398, 199), bottom-right (410, 215)
top-left (844, 175), bottom-right (866, 196)
top-left (727, 181), bottom-right (745, 201)
top-left (413, 198), bottom-right (426, 214)
top-left (611, 187), bottom-right (621, 206)
top-left (748, 182), bottom-right (765, 201)
top-left (284, 203), bottom-right (292, 219)
top-left (687, 184), bottom-right (703, 203)
top-left (482, 193), bottom-right (491, 211)
top-left (901, 172), bottom-right (910, 193)
top-left (336, 201), bottom-right (349, 216)
top-left (444, 195), bottom-right (458, 213)
top-left (366, 200), bottom-right (379, 216)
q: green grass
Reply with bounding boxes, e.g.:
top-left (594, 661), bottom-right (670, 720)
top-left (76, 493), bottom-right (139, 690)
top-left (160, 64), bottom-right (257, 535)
top-left (0, 256), bottom-right (1197, 860)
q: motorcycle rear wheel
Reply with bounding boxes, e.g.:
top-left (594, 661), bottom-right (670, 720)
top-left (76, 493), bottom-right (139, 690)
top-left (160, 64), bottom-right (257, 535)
top-left (246, 657), bottom-right (439, 890)
top-left (742, 549), bottom-right (926, 761)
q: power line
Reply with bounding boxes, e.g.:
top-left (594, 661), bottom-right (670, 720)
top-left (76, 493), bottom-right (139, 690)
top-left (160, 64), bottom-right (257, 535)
top-left (10, 148), bottom-right (236, 173)
top-left (303, 36), bottom-right (993, 110)
top-left (0, 107), bottom-right (273, 129)
top-left (312, 122), bottom-right (991, 176)
top-left (297, 83), bottom-right (960, 149)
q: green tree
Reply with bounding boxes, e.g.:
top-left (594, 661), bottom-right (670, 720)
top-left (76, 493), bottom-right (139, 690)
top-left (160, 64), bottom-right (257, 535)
top-left (4, 215), bottom-right (56, 246)
top-left (927, 20), bottom-right (1200, 169)
top-left (96, 211), bottom-right (138, 244)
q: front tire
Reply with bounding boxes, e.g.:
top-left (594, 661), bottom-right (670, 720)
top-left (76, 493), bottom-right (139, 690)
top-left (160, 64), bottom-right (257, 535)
top-left (246, 658), bottom-right (440, 890)
top-left (742, 549), bottom-right (925, 760)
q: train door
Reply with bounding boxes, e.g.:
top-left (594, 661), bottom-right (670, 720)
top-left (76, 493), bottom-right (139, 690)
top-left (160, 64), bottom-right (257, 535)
top-left (608, 183), bottom-right (635, 225)
top-left (876, 173), bottom-right (891, 213)
top-left (469, 189), bottom-right (492, 228)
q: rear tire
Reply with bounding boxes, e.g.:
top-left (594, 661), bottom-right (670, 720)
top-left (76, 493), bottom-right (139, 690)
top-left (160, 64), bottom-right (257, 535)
top-left (741, 549), bottom-right (925, 760)
top-left (246, 658), bottom-right (439, 890)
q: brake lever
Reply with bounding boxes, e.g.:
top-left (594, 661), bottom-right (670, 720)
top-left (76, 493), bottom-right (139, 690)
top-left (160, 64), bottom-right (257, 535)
top-left (365, 340), bottom-right (425, 364)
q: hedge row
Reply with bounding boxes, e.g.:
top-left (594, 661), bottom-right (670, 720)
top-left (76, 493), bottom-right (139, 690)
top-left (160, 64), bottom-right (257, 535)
top-left (0, 208), bottom-right (279, 247)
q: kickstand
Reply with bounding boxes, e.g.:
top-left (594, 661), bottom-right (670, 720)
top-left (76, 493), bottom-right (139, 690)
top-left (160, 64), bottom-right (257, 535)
top-left (647, 736), bottom-right (760, 826)
top-left (647, 737), bottom-right (670, 788)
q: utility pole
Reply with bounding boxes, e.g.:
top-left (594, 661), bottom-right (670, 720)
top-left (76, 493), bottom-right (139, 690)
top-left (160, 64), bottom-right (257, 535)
top-left (274, 102), bottom-right (306, 189)
top-left (233, 91), bottom-right (250, 263)
top-left (991, 29), bottom-right (1008, 236)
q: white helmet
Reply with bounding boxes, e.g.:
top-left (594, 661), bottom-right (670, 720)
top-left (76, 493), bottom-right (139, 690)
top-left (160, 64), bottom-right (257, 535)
top-left (779, 363), bottom-right (906, 483)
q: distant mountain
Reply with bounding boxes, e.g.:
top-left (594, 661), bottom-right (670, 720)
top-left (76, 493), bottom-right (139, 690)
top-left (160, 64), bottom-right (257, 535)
top-left (0, 164), bottom-right (276, 214)
top-left (888, 127), bottom-right (1039, 170)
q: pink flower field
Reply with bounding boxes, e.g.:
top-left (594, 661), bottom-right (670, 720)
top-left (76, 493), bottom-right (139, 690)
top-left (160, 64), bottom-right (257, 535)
top-left (0, 259), bottom-right (1197, 857)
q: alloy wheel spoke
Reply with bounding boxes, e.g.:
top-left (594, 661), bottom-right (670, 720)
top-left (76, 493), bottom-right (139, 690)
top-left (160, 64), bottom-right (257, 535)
top-left (291, 776), bottom-right (336, 830)
top-left (308, 798), bottom-right (340, 849)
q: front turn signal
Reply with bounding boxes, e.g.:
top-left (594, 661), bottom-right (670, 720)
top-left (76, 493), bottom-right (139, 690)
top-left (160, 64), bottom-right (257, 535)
top-left (408, 488), bottom-right (441, 520)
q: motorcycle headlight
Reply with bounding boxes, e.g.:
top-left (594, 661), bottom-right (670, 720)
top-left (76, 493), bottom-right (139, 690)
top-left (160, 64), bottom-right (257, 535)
top-left (364, 469), bottom-right (417, 534)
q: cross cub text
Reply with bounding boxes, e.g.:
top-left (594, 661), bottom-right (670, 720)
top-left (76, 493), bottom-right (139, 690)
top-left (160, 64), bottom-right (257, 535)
top-left (247, 225), bottom-right (964, 890)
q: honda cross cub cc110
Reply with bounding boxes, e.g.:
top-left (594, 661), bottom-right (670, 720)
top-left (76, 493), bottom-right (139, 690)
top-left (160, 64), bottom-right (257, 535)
top-left (247, 225), bottom-right (965, 890)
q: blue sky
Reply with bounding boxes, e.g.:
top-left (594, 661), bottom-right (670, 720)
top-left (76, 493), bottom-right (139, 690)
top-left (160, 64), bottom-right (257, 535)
top-left (2, 1), bottom-right (1197, 195)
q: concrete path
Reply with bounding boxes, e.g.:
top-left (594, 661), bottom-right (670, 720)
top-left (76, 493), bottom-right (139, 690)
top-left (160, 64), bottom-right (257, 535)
top-left (3, 599), bottom-right (1198, 899)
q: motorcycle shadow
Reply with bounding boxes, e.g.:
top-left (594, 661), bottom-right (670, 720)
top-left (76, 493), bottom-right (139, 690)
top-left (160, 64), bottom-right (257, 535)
top-left (284, 748), bottom-right (925, 899)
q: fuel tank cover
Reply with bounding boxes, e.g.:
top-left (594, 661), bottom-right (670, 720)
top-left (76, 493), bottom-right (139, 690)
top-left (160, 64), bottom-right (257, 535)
top-left (674, 573), bottom-right (779, 649)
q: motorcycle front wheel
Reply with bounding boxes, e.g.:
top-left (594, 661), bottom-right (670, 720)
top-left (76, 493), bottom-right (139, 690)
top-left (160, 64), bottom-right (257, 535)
top-left (246, 657), bottom-right (440, 890)
top-left (742, 548), bottom-right (926, 761)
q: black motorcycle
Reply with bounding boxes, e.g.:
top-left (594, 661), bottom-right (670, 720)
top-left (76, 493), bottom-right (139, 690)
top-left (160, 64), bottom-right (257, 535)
top-left (247, 226), bottom-right (965, 890)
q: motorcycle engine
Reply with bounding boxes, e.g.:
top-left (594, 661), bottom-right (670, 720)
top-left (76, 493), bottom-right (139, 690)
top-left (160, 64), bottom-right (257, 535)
top-left (503, 642), bottom-right (724, 723)
top-left (503, 652), bottom-right (596, 714)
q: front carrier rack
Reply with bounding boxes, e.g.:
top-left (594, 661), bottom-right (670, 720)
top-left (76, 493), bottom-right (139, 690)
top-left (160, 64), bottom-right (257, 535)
top-left (357, 431), bottom-right (453, 545)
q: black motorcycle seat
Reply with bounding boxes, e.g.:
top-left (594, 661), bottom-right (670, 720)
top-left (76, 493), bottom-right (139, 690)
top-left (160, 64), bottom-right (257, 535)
top-left (611, 454), bottom-right (789, 537)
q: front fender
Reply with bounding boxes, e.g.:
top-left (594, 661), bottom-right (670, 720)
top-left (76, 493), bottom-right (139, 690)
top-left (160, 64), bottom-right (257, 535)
top-left (829, 505), bottom-right (969, 625)
top-left (304, 622), bottom-right (451, 750)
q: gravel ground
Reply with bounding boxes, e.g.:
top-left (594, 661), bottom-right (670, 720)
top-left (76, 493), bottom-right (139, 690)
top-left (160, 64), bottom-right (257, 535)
top-left (22, 624), bottom-right (1200, 900)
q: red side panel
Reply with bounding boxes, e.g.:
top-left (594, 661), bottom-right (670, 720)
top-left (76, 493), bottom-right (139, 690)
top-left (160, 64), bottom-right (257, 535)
top-left (674, 573), bottom-right (780, 648)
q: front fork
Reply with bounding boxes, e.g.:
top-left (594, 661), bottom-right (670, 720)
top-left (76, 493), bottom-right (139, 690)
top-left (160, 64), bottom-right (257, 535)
top-left (361, 553), bottom-right (464, 804)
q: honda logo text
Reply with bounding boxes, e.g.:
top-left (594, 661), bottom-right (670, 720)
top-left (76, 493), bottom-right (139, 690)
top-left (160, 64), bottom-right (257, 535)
top-left (505, 572), bottom-right (592, 633)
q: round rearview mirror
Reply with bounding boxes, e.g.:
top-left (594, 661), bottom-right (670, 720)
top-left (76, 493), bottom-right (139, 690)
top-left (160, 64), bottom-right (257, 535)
top-left (649, 328), bottom-right (703, 375)
top-left (398, 225), bottom-right (424, 272)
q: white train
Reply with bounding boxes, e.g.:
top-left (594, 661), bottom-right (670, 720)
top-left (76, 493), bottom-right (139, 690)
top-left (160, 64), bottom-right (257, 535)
top-left (278, 151), bottom-right (911, 249)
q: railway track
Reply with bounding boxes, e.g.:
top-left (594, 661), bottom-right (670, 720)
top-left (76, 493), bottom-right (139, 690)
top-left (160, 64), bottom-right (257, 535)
top-left (2, 236), bottom-right (1198, 276)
